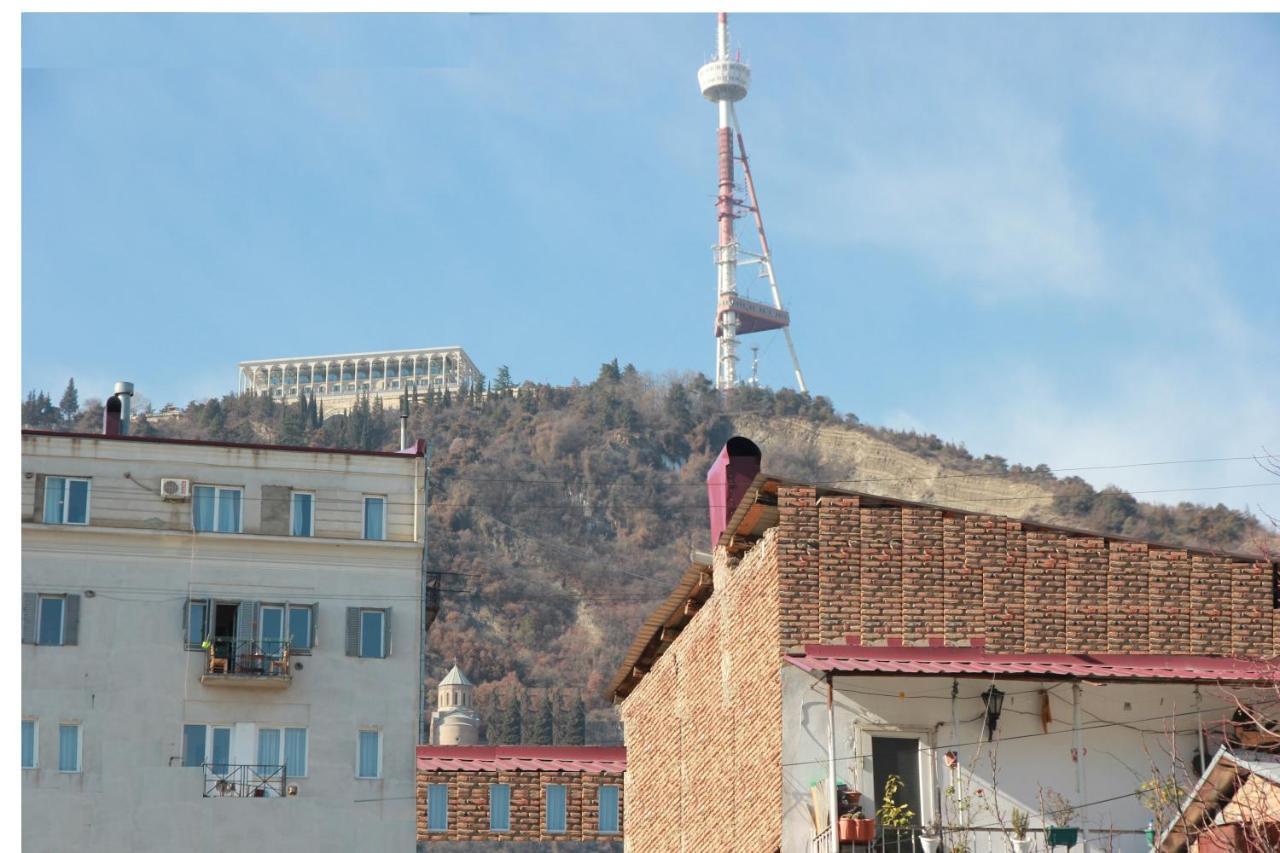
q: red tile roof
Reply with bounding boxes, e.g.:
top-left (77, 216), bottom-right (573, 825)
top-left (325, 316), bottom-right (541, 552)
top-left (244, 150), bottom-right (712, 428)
top-left (416, 745), bottom-right (626, 774)
top-left (785, 640), bottom-right (1279, 684)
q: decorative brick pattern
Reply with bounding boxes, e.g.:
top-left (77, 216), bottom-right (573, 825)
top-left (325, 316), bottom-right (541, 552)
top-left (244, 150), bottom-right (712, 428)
top-left (618, 530), bottom-right (782, 852)
top-left (1191, 554), bottom-right (1231, 655)
top-left (860, 506), bottom-right (903, 642)
top-left (415, 769), bottom-right (623, 842)
top-left (1018, 525), bottom-right (1070, 650)
top-left (942, 513), bottom-right (971, 643)
top-left (777, 487), bottom-right (819, 651)
top-left (1107, 542), bottom-right (1149, 652)
top-left (902, 506), bottom-right (944, 641)
top-left (818, 496), bottom-right (861, 643)
top-left (1064, 536), bottom-right (1105, 653)
top-left (1149, 548), bottom-right (1191, 653)
top-left (1233, 561), bottom-right (1272, 658)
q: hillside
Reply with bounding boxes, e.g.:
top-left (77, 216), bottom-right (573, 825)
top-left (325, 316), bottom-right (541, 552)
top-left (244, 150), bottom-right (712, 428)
top-left (23, 367), bottom-right (1277, 743)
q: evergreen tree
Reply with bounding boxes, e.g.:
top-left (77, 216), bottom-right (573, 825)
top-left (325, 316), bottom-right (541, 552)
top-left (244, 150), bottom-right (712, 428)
top-left (552, 692), bottom-right (570, 745)
top-left (596, 359), bottom-right (621, 384)
top-left (494, 365), bottom-right (514, 393)
top-left (58, 378), bottom-right (79, 423)
top-left (568, 695), bottom-right (586, 745)
top-left (441, 388), bottom-right (452, 409)
top-left (532, 694), bottom-right (554, 745)
top-left (499, 692), bottom-right (523, 744)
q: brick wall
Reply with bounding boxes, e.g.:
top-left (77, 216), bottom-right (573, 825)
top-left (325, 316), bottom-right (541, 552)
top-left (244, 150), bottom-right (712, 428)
top-left (415, 769), bottom-right (623, 842)
top-left (775, 490), bottom-right (1278, 656)
top-left (618, 528), bottom-right (783, 852)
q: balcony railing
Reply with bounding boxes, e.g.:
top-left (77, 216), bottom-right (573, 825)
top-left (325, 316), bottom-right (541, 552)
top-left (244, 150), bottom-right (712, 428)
top-left (810, 825), bottom-right (1149, 852)
top-left (200, 638), bottom-right (292, 687)
top-left (203, 763), bottom-right (287, 798)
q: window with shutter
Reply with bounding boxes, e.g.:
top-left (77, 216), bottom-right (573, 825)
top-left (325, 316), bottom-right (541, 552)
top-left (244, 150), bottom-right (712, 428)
top-left (345, 607), bottom-right (360, 657)
top-left (62, 595), bottom-right (80, 646)
top-left (21, 593), bottom-right (37, 644)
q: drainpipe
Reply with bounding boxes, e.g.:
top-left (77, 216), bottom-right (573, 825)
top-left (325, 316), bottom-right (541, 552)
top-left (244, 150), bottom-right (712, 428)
top-left (827, 673), bottom-right (839, 848)
top-left (1195, 686), bottom-right (1207, 771)
top-left (1073, 682), bottom-right (1088, 846)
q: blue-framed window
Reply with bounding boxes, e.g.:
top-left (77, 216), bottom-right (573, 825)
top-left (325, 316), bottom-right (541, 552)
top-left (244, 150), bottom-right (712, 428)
top-left (599, 784), bottom-right (620, 833)
top-left (546, 783), bottom-right (566, 834)
top-left (427, 783), bottom-right (449, 831)
top-left (490, 783), bottom-right (511, 832)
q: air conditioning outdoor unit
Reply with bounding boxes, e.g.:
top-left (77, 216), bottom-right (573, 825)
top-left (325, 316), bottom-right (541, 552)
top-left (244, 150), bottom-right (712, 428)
top-left (161, 478), bottom-right (192, 500)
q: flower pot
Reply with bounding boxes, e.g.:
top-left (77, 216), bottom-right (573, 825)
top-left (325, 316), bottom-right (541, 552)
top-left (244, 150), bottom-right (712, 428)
top-left (919, 835), bottom-right (941, 853)
top-left (837, 817), bottom-right (856, 843)
top-left (1011, 838), bottom-right (1033, 853)
top-left (851, 817), bottom-right (877, 844)
top-left (1046, 826), bottom-right (1079, 847)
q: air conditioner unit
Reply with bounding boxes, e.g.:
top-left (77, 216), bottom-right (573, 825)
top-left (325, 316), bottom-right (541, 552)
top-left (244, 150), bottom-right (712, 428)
top-left (161, 478), bottom-right (191, 500)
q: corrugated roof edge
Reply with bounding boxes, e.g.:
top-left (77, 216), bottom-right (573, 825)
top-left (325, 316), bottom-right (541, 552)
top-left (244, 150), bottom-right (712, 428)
top-left (21, 429), bottom-right (426, 460)
top-left (416, 744), bottom-right (626, 773)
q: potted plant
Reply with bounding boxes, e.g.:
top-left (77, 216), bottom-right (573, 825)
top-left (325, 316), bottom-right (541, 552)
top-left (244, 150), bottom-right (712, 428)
top-left (878, 774), bottom-right (915, 848)
top-left (1041, 789), bottom-right (1079, 848)
top-left (848, 805), bottom-right (876, 844)
top-left (1010, 807), bottom-right (1033, 853)
top-left (837, 806), bottom-right (859, 843)
top-left (918, 815), bottom-right (942, 853)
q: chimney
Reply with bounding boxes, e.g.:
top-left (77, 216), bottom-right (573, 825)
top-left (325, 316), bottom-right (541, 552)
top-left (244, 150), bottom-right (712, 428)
top-left (103, 381), bottom-right (134, 436)
top-left (705, 436), bottom-right (761, 548)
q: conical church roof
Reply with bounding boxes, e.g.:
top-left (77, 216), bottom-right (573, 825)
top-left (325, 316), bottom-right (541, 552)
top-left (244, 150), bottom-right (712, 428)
top-left (440, 664), bottom-right (473, 687)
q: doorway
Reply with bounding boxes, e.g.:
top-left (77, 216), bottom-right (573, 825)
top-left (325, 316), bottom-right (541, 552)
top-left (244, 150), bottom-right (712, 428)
top-left (213, 603), bottom-right (238, 671)
top-left (872, 735), bottom-right (923, 852)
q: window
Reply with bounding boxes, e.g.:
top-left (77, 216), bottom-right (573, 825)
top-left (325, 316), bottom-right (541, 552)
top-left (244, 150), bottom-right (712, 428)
top-left (363, 496), bottom-right (386, 540)
top-left (181, 724), bottom-right (206, 767)
top-left (259, 605), bottom-right (285, 658)
top-left (43, 477), bottom-right (90, 525)
top-left (58, 723), bottom-right (81, 773)
top-left (546, 784), bottom-right (567, 833)
top-left (185, 599), bottom-right (209, 649)
top-left (291, 492), bottom-right (313, 537)
top-left (38, 596), bottom-right (64, 645)
top-left (598, 785), bottom-right (620, 833)
top-left (287, 604), bottom-right (314, 653)
top-left (489, 783), bottom-right (510, 832)
top-left (211, 727), bottom-right (232, 774)
top-left (193, 486), bottom-right (242, 533)
top-left (257, 727), bottom-right (280, 770)
top-left (23, 593), bottom-right (78, 647)
top-left (346, 607), bottom-right (389, 658)
top-left (357, 729), bottom-right (381, 779)
top-left (283, 728), bottom-right (308, 777)
top-left (22, 720), bottom-right (37, 769)
top-left (427, 783), bottom-right (448, 831)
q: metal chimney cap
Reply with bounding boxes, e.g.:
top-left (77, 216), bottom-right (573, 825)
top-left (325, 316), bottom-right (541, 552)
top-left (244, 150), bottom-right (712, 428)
top-left (114, 381), bottom-right (135, 396)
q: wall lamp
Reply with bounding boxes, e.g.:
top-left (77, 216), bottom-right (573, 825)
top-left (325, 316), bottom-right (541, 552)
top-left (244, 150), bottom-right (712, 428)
top-left (981, 686), bottom-right (1005, 739)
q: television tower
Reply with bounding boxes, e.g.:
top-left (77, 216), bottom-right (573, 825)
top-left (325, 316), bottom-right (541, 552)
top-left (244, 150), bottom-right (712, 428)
top-left (697, 12), bottom-right (807, 393)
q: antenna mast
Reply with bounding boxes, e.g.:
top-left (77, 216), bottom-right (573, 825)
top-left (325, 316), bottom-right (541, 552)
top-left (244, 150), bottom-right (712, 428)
top-left (697, 12), bottom-right (807, 393)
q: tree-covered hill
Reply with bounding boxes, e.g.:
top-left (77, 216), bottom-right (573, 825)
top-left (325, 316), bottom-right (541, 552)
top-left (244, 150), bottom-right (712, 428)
top-left (23, 366), bottom-right (1277, 742)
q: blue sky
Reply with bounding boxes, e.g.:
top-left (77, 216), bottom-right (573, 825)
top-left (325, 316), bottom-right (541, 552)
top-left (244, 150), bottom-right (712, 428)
top-left (21, 13), bottom-right (1280, 516)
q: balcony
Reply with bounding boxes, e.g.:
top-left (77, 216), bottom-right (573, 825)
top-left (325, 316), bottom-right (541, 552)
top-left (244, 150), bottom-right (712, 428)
top-left (200, 638), bottom-right (292, 689)
top-left (203, 763), bottom-right (288, 798)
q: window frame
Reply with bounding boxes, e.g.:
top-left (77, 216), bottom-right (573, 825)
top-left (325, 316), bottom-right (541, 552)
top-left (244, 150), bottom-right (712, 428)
top-left (362, 495), bottom-right (386, 541)
top-left (286, 604), bottom-right (314, 654)
top-left (185, 598), bottom-right (210, 650)
top-left (43, 476), bottom-right (91, 525)
top-left (37, 595), bottom-right (65, 646)
top-left (598, 784), bottom-right (621, 834)
top-left (290, 491), bottom-right (314, 537)
top-left (427, 783), bottom-right (449, 832)
top-left (192, 485), bottom-right (244, 533)
top-left (356, 729), bottom-right (382, 779)
top-left (359, 609), bottom-right (385, 659)
top-left (259, 604), bottom-right (286, 658)
top-left (282, 726), bottom-right (308, 778)
top-left (545, 783), bottom-right (567, 834)
top-left (489, 783), bottom-right (511, 833)
top-left (22, 719), bottom-right (38, 769)
top-left (57, 722), bottom-right (82, 774)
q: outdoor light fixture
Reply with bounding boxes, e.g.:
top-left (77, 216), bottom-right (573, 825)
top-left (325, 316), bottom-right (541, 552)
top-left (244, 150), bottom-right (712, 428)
top-left (981, 686), bottom-right (1006, 739)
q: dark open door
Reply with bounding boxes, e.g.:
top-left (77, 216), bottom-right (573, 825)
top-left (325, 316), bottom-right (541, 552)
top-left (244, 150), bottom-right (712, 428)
top-left (872, 736), bottom-right (923, 852)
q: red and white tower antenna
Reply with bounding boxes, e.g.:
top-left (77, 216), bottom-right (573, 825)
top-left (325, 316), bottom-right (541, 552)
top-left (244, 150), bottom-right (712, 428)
top-left (697, 12), bottom-right (807, 393)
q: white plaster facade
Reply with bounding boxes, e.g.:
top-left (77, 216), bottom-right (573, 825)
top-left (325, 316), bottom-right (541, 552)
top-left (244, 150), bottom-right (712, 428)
top-left (21, 430), bottom-right (426, 853)
top-left (781, 667), bottom-right (1260, 853)
top-left (237, 345), bottom-right (482, 414)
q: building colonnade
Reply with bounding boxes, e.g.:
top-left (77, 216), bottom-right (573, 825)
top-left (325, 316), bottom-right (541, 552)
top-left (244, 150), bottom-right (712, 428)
top-left (237, 349), bottom-right (480, 401)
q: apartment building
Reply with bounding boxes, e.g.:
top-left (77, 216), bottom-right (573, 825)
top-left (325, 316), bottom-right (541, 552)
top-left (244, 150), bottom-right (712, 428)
top-left (21, 405), bottom-right (427, 852)
top-left (612, 438), bottom-right (1280, 852)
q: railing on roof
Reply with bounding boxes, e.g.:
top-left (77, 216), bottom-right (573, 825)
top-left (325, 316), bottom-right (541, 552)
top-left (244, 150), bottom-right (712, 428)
top-left (810, 824), bottom-right (1148, 852)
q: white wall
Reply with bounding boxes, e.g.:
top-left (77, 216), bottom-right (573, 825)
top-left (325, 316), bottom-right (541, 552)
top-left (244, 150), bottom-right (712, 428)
top-left (781, 666), bottom-right (1253, 853)
top-left (21, 435), bottom-right (424, 853)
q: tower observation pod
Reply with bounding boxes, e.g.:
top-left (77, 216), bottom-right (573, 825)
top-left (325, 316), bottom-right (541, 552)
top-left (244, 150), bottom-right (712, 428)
top-left (697, 12), bottom-right (808, 393)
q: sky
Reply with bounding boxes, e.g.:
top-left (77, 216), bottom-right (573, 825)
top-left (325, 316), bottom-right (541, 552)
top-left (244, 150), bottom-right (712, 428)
top-left (20, 13), bottom-right (1280, 518)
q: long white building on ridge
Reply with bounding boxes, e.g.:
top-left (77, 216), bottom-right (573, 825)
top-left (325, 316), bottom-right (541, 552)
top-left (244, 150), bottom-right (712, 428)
top-left (237, 346), bottom-right (482, 412)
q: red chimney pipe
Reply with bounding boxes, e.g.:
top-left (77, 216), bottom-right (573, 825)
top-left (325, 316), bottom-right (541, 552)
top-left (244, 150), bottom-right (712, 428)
top-left (706, 436), bottom-right (762, 548)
